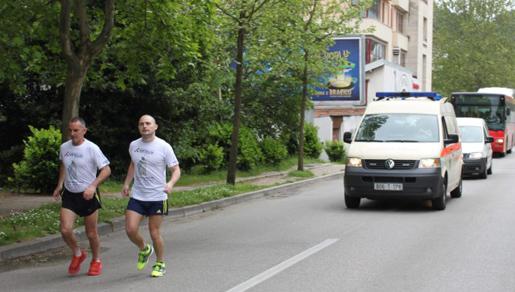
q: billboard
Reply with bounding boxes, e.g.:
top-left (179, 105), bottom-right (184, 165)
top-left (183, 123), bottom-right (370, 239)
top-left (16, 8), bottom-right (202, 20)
top-left (311, 36), bottom-right (364, 104)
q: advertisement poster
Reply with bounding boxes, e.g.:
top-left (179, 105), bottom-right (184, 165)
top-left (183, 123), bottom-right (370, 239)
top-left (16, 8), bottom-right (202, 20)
top-left (312, 37), bottom-right (364, 103)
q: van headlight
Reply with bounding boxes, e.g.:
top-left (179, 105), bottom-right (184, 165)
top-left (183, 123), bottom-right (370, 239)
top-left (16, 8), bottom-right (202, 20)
top-left (419, 158), bottom-right (441, 168)
top-left (347, 158), bottom-right (362, 167)
top-left (468, 152), bottom-right (483, 160)
top-left (496, 138), bottom-right (504, 144)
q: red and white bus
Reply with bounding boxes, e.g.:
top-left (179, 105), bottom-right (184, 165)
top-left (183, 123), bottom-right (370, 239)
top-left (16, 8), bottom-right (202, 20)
top-left (450, 88), bottom-right (515, 156)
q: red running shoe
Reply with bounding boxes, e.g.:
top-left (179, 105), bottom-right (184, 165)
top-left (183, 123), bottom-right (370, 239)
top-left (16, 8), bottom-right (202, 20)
top-left (68, 249), bottom-right (87, 275)
top-left (87, 259), bottom-right (102, 276)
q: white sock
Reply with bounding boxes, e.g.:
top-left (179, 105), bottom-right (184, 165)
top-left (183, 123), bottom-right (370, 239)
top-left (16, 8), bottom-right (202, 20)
top-left (74, 248), bottom-right (82, 257)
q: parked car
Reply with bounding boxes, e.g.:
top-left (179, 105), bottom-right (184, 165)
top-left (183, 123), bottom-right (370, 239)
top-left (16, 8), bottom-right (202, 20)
top-left (343, 92), bottom-right (463, 210)
top-left (457, 117), bottom-right (494, 179)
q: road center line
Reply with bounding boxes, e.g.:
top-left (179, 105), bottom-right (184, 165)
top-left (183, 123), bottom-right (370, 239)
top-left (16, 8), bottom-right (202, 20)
top-left (226, 238), bottom-right (340, 292)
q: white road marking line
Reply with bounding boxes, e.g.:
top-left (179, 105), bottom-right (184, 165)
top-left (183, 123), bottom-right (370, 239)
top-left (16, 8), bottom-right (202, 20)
top-left (225, 238), bottom-right (340, 292)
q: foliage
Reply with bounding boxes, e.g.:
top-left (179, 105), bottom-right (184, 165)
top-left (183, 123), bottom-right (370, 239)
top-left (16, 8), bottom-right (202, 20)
top-left (204, 122), bottom-right (264, 170)
top-left (324, 140), bottom-right (345, 162)
top-left (433, 0), bottom-right (515, 96)
top-left (237, 127), bottom-right (264, 170)
top-left (198, 144), bottom-right (225, 172)
top-left (9, 126), bottom-right (61, 193)
top-left (260, 137), bottom-right (288, 165)
top-left (303, 123), bottom-right (323, 158)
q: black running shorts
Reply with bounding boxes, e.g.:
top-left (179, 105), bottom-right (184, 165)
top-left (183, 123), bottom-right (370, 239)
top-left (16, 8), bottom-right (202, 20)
top-left (61, 188), bottom-right (102, 217)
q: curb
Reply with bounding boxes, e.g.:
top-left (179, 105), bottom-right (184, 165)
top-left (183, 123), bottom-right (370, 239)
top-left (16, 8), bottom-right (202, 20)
top-left (0, 171), bottom-right (343, 262)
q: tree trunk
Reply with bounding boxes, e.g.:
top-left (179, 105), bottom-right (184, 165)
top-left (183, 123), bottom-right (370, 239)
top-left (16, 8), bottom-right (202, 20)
top-left (227, 24), bottom-right (245, 185)
top-left (61, 65), bottom-right (87, 139)
top-left (59, 0), bottom-right (114, 138)
top-left (298, 50), bottom-right (309, 171)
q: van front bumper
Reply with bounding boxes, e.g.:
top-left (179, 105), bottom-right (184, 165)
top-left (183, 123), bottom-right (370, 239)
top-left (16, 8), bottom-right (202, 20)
top-left (344, 166), bottom-right (443, 200)
top-left (462, 158), bottom-right (487, 176)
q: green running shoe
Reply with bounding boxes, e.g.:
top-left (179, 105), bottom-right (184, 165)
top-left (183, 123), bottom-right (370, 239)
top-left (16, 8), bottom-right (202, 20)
top-left (137, 244), bottom-right (154, 270)
top-left (151, 262), bottom-right (166, 277)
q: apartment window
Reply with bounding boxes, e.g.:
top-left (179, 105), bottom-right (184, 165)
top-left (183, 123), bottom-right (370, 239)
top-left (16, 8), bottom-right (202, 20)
top-left (423, 17), bottom-right (428, 42)
top-left (396, 11), bottom-right (405, 33)
top-left (400, 50), bottom-right (407, 67)
top-left (365, 0), bottom-right (380, 20)
top-left (382, 1), bottom-right (391, 26)
top-left (366, 38), bottom-right (386, 64)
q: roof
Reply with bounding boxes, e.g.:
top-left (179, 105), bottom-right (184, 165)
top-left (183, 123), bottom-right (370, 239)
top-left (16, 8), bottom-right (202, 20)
top-left (456, 117), bottom-right (487, 126)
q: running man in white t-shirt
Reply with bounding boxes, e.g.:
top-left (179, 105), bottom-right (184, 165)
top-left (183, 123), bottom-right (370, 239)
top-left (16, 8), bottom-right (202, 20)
top-left (122, 114), bottom-right (181, 277)
top-left (52, 117), bottom-right (111, 276)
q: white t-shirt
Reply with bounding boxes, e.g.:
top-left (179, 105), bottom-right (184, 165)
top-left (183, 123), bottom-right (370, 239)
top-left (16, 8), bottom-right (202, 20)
top-left (60, 139), bottom-right (110, 193)
top-left (129, 137), bottom-right (179, 201)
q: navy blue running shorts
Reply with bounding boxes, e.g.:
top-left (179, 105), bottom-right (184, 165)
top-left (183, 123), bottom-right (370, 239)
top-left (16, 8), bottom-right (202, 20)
top-left (127, 198), bottom-right (168, 216)
top-left (61, 188), bottom-right (102, 217)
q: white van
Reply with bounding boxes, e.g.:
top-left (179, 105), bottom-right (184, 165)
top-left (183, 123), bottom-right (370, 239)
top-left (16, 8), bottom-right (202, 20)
top-left (343, 92), bottom-right (463, 210)
top-left (457, 117), bottom-right (493, 178)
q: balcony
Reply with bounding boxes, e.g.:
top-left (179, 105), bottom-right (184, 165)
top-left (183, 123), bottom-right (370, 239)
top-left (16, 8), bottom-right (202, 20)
top-left (392, 0), bottom-right (409, 12)
top-left (393, 31), bottom-right (409, 51)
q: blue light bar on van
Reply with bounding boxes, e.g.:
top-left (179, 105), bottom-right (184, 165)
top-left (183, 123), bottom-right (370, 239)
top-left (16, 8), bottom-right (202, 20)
top-left (375, 92), bottom-right (443, 101)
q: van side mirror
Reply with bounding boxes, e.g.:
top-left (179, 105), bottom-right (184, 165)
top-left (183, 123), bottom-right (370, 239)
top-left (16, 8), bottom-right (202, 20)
top-left (343, 132), bottom-right (352, 144)
top-left (485, 136), bottom-right (494, 143)
top-left (444, 134), bottom-right (459, 145)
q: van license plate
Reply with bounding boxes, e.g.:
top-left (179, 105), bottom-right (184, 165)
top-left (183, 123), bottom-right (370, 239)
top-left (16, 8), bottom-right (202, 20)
top-left (374, 183), bottom-right (403, 191)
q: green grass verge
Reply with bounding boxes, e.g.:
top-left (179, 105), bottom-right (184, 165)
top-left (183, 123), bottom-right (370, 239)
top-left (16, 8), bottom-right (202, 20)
top-left (0, 183), bottom-right (264, 246)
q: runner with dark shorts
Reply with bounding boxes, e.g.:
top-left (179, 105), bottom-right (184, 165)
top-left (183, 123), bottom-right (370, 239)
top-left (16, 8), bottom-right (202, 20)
top-left (122, 115), bottom-right (180, 277)
top-left (52, 117), bottom-right (111, 276)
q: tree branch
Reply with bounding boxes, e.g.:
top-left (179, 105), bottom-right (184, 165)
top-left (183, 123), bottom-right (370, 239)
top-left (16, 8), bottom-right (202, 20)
top-left (214, 3), bottom-right (240, 23)
top-left (59, 0), bottom-right (76, 64)
top-left (90, 0), bottom-right (115, 57)
top-left (76, 0), bottom-right (91, 56)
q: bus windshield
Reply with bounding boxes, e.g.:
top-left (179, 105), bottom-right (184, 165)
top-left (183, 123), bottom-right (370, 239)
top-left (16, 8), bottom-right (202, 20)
top-left (452, 94), bottom-right (506, 130)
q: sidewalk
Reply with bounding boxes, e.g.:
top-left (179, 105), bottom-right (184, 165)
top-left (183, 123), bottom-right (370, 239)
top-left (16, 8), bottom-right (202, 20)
top-left (0, 162), bottom-right (344, 261)
top-left (0, 163), bottom-right (344, 218)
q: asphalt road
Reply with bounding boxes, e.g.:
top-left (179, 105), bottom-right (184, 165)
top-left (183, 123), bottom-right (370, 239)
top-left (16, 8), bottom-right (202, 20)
top-left (3, 154), bottom-right (515, 292)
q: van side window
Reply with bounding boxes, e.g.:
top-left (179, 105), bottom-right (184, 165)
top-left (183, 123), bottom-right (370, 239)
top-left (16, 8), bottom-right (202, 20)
top-left (441, 117), bottom-right (449, 139)
top-left (444, 116), bottom-right (457, 135)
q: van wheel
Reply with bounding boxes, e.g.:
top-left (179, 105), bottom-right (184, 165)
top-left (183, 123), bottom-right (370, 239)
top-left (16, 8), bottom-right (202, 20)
top-left (432, 182), bottom-right (447, 211)
top-left (345, 193), bottom-right (360, 209)
top-left (479, 164), bottom-right (488, 179)
top-left (487, 163), bottom-right (492, 175)
top-left (450, 179), bottom-right (462, 198)
top-left (508, 148), bottom-right (512, 154)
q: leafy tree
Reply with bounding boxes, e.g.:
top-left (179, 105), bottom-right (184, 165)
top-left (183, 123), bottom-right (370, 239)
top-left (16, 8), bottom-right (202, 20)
top-left (214, 0), bottom-right (281, 184)
top-left (433, 0), bottom-right (515, 95)
top-left (247, 0), bottom-right (369, 170)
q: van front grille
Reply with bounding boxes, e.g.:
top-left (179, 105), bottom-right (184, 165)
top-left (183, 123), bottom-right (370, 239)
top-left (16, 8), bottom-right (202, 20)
top-left (364, 160), bottom-right (417, 170)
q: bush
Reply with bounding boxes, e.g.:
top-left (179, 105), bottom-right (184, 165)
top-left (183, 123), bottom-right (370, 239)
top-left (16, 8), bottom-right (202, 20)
top-left (304, 123), bottom-right (323, 159)
top-left (9, 125), bottom-right (61, 193)
top-left (237, 127), bottom-right (264, 170)
top-left (198, 144), bottom-right (224, 172)
top-left (205, 123), bottom-right (264, 171)
top-left (261, 137), bottom-right (288, 165)
top-left (324, 140), bottom-right (345, 162)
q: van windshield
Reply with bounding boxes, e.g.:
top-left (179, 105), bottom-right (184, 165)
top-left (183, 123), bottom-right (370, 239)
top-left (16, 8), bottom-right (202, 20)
top-left (355, 114), bottom-right (439, 142)
top-left (459, 126), bottom-right (483, 143)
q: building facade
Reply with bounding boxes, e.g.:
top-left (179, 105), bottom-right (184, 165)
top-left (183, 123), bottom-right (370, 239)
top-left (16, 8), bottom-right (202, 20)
top-left (311, 0), bottom-right (433, 146)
